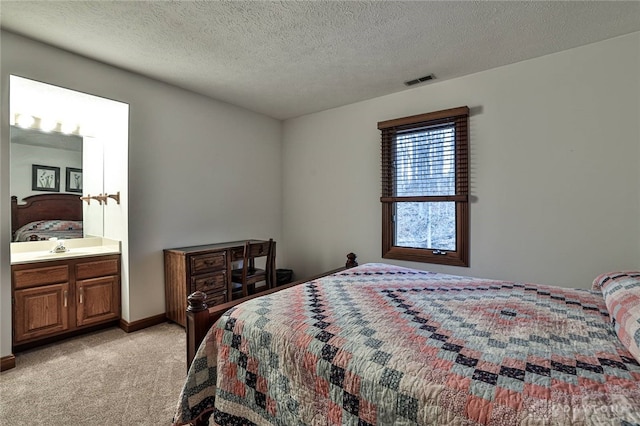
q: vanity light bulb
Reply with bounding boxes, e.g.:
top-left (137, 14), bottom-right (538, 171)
top-left (16, 114), bottom-right (35, 129)
top-left (40, 118), bottom-right (58, 132)
top-left (61, 122), bottom-right (77, 134)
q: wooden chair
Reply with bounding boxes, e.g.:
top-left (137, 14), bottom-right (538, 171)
top-left (231, 239), bottom-right (275, 299)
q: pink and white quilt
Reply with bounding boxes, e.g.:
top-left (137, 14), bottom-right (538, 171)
top-left (13, 219), bottom-right (83, 242)
top-left (174, 263), bottom-right (640, 425)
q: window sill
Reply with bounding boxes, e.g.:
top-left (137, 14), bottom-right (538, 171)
top-left (383, 246), bottom-right (468, 267)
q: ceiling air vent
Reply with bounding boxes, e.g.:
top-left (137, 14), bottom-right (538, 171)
top-left (404, 74), bottom-right (435, 86)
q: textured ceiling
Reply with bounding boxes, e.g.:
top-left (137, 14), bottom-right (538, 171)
top-left (1, 1), bottom-right (639, 120)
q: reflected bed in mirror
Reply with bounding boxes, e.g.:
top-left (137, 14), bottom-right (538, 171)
top-left (11, 194), bottom-right (82, 242)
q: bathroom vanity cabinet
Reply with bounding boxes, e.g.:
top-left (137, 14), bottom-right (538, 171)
top-left (12, 254), bottom-right (120, 349)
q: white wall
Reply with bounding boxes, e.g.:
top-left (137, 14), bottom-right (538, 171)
top-left (1, 31), bottom-right (283, 358)
top-left (282, 32), bottom-right (640, 288)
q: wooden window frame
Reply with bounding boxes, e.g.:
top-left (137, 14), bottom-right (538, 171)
top-left (379, 106), bottom-right (470, 267)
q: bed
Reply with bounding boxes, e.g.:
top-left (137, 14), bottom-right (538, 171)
top-left (11, 194), bottom-right (83, 242)
top-left (173, 261), bottom-right (640, 425)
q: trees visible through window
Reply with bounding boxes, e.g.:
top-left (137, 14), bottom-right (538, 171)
top-left (379, 106), bottom-right (469, 266)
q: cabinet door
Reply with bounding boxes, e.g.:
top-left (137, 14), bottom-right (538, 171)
top-left (14, 283), bottom-right (70, 343)
top-left (76, 276), bottom-right (120, 327)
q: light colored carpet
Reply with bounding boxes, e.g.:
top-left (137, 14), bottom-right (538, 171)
top-left (0, 322), bottom-right (187, 425)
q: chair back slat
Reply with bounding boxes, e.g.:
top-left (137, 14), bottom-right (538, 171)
top-left (235, 239), bottom-right (275, 298)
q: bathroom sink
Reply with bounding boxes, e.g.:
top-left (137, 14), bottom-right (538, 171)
top-left (10, 237), bottom-right (121, 264)
top-left (34, 250), bottom-right (91, 258)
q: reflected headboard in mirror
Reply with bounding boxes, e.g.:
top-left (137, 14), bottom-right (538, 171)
top-left (11, 194), bottom-right (83, 241)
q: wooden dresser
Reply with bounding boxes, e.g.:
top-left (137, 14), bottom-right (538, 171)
top-left (164, 240), bottom-right (271, 327)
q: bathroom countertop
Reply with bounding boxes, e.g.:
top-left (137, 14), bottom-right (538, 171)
top-left (11, 237), bottom-right (121, 265)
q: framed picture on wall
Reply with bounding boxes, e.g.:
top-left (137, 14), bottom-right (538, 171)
top-left (32, 164), bottom-right (60, 192)
top-left (65, 167), bottom-right (83, 193)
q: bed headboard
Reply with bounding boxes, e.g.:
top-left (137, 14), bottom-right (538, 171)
top-left (11, 194), bottom-right (83, 237)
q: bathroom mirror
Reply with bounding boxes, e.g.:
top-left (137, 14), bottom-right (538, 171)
top-left (10, 126), bottom-right (83, 195)
top-left (9, 75), bottom-right (128, 246)
top-left (9, 125), bottom-right (104, 241)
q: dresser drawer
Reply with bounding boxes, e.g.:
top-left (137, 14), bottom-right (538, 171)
top-left (204, 291), bottom-right (227, 307)
top-left (192, 272), bottom-right (226, 293)
top-left (190, 252), bottom-right (226, 274)
top-left (14, 265), bottom-right (69, 289)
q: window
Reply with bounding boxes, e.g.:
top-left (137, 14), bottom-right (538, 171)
top-left (379, 106), bottom-right (469, 266)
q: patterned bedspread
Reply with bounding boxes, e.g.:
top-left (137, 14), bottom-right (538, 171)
top-left (174, 263), bottom-right (640, 425)
top-left (13, 219), bottom-right (83, 242)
